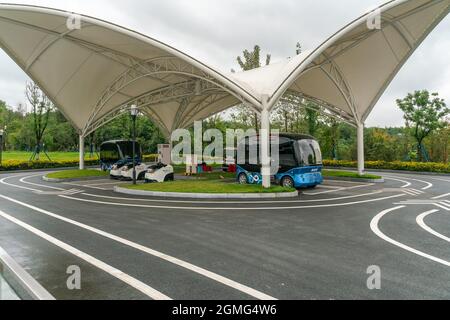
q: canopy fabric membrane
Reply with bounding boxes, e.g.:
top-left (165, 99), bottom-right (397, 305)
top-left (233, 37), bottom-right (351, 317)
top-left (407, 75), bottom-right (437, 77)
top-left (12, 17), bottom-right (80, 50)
top-left (0, 0), bottom-right (448, 139)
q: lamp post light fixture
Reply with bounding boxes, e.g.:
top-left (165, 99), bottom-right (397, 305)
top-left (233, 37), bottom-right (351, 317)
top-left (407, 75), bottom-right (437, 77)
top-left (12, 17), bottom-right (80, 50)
top-left (0, 128), bottom-right (4, 166)
top-left (130, 105), bottom-right (139, 185)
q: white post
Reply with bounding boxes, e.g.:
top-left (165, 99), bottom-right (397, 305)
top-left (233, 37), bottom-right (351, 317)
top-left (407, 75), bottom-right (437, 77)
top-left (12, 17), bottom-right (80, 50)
top-left (357, 122), bottom-right (365, 176)
top-left (260, 95), bottom-right (271, 189)
top-left (79, 135), bottom-right (85, 170)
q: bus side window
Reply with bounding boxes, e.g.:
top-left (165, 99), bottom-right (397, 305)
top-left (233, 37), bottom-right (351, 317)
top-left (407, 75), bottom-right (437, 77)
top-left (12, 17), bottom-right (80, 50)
top-left (279, 142), bottom-right (297, 168)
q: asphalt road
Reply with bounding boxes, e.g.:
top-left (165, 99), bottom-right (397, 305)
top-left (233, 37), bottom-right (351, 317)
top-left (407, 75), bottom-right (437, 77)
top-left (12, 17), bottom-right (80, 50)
top-left (0, 170), bottom-right (449, 300)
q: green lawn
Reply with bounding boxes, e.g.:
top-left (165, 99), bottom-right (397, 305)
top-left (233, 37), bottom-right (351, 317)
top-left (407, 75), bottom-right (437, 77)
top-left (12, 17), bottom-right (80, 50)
top-left (322, 170), bottom-right (382, 180)
top-left (124, 180), bottom-right (294, 194)
top-left (3, 151), bottom-right (98, 162)
top-left (46, 169), bottom-right (108, 179)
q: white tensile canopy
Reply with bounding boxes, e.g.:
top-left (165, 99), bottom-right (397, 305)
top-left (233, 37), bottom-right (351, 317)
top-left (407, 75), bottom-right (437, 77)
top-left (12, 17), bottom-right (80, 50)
top-left (0, 0), bottom-right (448, 186)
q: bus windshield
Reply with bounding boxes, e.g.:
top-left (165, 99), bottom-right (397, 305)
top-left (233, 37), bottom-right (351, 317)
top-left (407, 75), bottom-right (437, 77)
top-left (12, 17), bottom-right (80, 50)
top-left (295, 139), bottom-right (323, 166)
top-left (100, 143), bottom-right (120, 163)
top-left (117, 141), bottom-right (141, 159)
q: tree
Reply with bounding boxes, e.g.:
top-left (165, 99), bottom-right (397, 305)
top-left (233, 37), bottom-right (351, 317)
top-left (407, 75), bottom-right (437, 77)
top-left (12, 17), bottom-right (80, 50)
top-left (26, 81), bottom-right (53, 160)
top-left (305, 102), bottom-right (320, 137)
top-left (233, 45), bottom-right (271, 131)
top-left (396, 90), bottom-right (449, 162)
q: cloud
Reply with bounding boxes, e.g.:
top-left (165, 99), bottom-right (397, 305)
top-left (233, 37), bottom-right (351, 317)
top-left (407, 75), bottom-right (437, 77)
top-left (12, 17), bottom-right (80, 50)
top-left (0, 0), bottom-right (448, 127)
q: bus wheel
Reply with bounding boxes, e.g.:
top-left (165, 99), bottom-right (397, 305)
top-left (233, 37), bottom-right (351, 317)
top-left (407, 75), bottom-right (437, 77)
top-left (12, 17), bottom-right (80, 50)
top-left (238, 173), bottom-right (248, 185)
top-left (281, 176), bottom-right (294, 188)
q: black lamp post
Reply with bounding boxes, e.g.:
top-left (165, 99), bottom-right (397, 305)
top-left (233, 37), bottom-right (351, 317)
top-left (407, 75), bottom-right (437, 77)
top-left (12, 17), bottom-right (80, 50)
top-left (130, 105), bottom-right (138, 185)
top-left (0, 129), bottom-right (3, 166)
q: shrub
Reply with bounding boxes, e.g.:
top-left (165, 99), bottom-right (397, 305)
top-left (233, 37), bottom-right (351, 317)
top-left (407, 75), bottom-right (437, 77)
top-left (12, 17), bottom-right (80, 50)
top-left (323, 160), bottom-right (450, 173)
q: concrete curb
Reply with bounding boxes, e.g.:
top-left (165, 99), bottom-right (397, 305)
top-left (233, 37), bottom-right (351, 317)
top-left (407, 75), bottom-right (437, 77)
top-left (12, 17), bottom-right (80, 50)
top-left (114, 186), bottom-right (299, 199)
top-left (324, 176), bottom-right (385, 183)
top-left (42, 175), bottom-right (108, 183)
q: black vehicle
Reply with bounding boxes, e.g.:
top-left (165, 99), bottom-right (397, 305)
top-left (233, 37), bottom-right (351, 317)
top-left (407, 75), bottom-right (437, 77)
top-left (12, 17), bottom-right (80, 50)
top-left (100, 140), bottom-right (142, 171)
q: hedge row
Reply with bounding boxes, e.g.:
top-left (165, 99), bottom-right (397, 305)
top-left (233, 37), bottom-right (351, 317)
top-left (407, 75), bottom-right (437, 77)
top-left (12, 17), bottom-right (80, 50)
top-left (0, 159), bottom-right (100, 171)
top-left (323, 160), bottom-right (450, 174)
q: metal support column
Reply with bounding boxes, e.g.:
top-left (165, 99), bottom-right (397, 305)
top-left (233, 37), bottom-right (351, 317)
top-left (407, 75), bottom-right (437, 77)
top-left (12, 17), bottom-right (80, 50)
top-left (260, 95), bottom-right (271, 189)
top-left (79, 135), bottom-right (85, 170)
top-left (357, 122), bottom-right (365, 175)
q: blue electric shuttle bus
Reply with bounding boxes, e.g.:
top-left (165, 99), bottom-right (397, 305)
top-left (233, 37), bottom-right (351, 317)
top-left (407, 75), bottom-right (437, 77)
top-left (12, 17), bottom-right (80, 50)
top-left (236, 133), bottom-right (323, 189)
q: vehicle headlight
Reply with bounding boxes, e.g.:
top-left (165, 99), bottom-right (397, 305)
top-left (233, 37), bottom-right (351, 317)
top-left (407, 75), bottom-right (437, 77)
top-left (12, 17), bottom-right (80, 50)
top-left (122, 166), bottom-right (129, 171)
top-left (112, 165), bottom-right (118, 170)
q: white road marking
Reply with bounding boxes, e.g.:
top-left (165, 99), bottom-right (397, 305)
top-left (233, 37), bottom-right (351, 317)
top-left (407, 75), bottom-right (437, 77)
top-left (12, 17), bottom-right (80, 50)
top-left (370, 206), bottom-right (450, 267)
top-left (417, 211), bottom-right (450, 243)
top-left (60, 193), bottom-right (406, 211)
top-left (383, 177), bottom-right (411, 188)
top-left (62, 182), bottom-right (109, 191)
top-left (384, 175), bottom-right (433, 190)
top-left (36, 189), bottom-right (84, 196)
top-left (0, 209), bottom-right (171, 300)
top-left (82, 190), bottom-right (385, 204)
top-left (402, 188), bottom-right (425, 196)
top-left (303, 183), bottom-right (373, 196)
top-left (20, 175), bottom-right (65, 191)
top-left (428, 177), bottom-right (450, 183)
top-left (432, 193), bottom-right (450, 200)
top-left (0, 194), bottom-right (276, 300)
top-left (0, 175), bottom-right (44, 193)
top-left (435, 202), bottom-right (450, 212)
top-left (83, 181), bottom-right (128, 187)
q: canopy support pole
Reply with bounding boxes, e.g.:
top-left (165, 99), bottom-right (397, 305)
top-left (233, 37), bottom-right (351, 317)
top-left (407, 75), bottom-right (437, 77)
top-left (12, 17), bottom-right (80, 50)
top-left (79, 135), bottom-right (85, 170)
top-left (357, 122), bottom-right (365, 176)
top-left (261, 95), bottom-right (271, 189)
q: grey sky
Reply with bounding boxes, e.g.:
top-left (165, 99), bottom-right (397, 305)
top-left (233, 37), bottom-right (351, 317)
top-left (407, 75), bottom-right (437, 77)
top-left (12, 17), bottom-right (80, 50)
top-left (0, 0), bottom-right (449, 127)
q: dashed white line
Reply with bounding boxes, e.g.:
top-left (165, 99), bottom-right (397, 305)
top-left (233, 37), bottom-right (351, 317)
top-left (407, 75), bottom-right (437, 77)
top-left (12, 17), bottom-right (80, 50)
top-left (417, 211), bottom-right (450, 243)
top-left (0, 193), bottom-right (276, 300)
top-left (0, 208), bottom-right (171, 300)
top-left (370, 206), bottom-right (450, 267)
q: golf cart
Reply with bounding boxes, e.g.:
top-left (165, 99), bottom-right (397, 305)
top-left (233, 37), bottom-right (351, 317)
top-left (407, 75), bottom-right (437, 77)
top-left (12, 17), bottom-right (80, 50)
top-left (144, 163), bottom-right (174, 183)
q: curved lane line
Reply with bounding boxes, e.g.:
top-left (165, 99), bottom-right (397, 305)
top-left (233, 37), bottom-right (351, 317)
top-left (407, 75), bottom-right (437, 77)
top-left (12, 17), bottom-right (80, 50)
top-left (370, 206), bottom-right (450, 267)
top-left (0, 175), bottom-right (43, 193)
top-left (417, 211), bottom-right (450, 243)
top-left (0, 209), bottom-right (171, 300)
top-left (0, 193), bottom-right (276, 300)
top-left (428, 177), bottom-right (450, 183)
top-left (384, 175), bottom-right (432, 190)
top-left (61, 193), bottom-right (406, 211)
top-left (20, 174), bottom-right (65, 191)
top-left (382, 177), bottom-right (411, 188)
top-left (1, 174), bottom-right (388, 204)
top-left (82, 190), bottom-right (385, 204)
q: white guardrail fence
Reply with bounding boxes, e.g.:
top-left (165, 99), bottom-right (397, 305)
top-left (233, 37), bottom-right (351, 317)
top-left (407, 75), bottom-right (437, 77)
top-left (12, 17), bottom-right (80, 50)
top-left (0, 246), bottom-right (55, 300)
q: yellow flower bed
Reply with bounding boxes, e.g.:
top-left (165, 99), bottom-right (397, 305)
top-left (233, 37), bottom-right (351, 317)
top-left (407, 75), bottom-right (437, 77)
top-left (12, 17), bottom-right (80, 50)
top-left (0, 159), bottom-right (99, 171)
